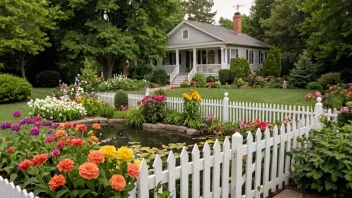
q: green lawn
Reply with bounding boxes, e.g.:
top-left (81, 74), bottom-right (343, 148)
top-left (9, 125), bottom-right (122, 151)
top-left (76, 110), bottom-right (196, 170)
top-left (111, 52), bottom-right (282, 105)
top-left (164, 88), bottom-right (312, 106)
top-left (0, 88), bottom-right (53, 123)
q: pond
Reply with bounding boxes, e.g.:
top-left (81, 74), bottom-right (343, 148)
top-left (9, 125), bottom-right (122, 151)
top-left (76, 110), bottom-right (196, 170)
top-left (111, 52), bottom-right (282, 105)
top-left (99, 126), bottom-right (229, 165)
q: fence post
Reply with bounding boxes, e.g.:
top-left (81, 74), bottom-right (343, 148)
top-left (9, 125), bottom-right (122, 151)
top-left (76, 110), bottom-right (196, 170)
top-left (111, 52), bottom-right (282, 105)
top-left (314, 97), bottom-right (323, 129)
top-left (145, 87), bottom-right (150, 96)
top-left (223, 92), bottom-right (229, 122)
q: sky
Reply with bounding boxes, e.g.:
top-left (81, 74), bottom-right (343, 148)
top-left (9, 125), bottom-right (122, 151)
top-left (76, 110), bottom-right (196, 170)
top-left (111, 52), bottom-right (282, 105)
top-left (213, 0), bottom-right (254, 24)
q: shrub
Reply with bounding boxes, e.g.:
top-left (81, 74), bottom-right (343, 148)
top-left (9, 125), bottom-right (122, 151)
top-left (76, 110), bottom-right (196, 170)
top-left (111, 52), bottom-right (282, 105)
top-left (163, 111), bottom-right (183, 125)
top-left (318, 72), bottom-right (341, 87)
top-left (114, 90), bottom-right (128, 109)
top-left (124, 108), bottom-right (145, 128)
top-left (263, 47), bottom-right (282, 77)
top-left (152, 69), bottom-right (168, 85)
top-left (290, 120), bottom-right (352, 196)
top-left (218, 69), bottom-right (231, 84)
top-left (153, 89), bottom-right (166, 96)
top-left (35, 70), bottom-right (61, 87)
top-left (192, 73), bottom-right (207, 87)
top-left (214, 81), bottom-right (221, 88)
top-left (140, 95), bottom-right (167, 123)
top-left (206, 75), bottom-right (216, 83)
top-left (337, 102), bottom-right (352, 124)
top-left (233, 78), bottom-right (245, 88)
top-left (75, 97), bottom-right (114, 118)
top-left (180, 81), bottom-right (189, 88)
top-left (99, 75), bottom-right (147, 91)
top-left (0, 73), bottom-right (32, 103)
top-left (288, 50), bottom-right (318, 88)
top-left (306, 82), bottom-right (322, 90)
top-left (113, 111), bottom-right (127, 118)
top-left (230, 58), bottom-right (251, 79)
top-left (128, 64), bottom-right (153, 79)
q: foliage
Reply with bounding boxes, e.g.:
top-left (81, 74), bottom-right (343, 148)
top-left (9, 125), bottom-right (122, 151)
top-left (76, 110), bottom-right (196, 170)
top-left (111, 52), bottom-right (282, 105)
top-left (75, 97), bottom-right (114, 118)
top-left (0, 120), bottom-right (139, 197)
top-left (230, 58), bottom-right (250, 79)
top-left (27, 96), bottom-right (87, 121)
top-left (233, 78), bottom-right (245, 88)
top-left (204, 115), bottom-right (224, 135)
top-left (163, 111), bottom-right (183, 125)
top-left (180, 81), bottom-right (189, 88)
top-left (218, 17), bottom-right (233, 30)
top-left (0, 73), bottom-right (32, 103)
top-left (236, 120), bottom-right (271, 136)
top-left (66, 85), bottom-right (85, 100)
top-left (140, 95), bottom-right (167, 123)
top-left (153, 89), bottom-right (166, 96)
top-left (317, 72), bottom-right (341, 87)
top-left (290, 120), bottom-right (352, 197)
top-left (191, 73), bottom-right (207, 87)
top-left (265, 76), bottom-right (284, 88)
top-left (155, 182), bottom-right (173, 198)
top-left (129, 65), bottom-right (153, 80)
top-left (182, 89), bottom-right (202, 129)
top-left (78, 57), bottom-right (103, 92)
top-left (35, 70), bottom-right (61, 87)
top-left (288, 50), bottom-right (317, 88)
top-left (113, 111), bottom-right (127, 119)
top-left (98, 75), bottom-right (147, 92)
top-left (218, 69), bottom-right (231, 84)
top-left (152, 69), bottom-right (168, 85)
top-left (0, 0), bottom-right (59, 78)
top-left (306, 82), bottom-right (322, 90)
top-left (206, 75), bottom-right (216, 83)
top-left (124, 108), bottom-right (145, 128)
top-left (322, 84), bottom-right (352, 109)
top-left (182, 0), bottom-right (216, 24)
top-left (263, 47), bottom-right (282, 77)
top-left (114, 90), bottom-right (128, 110)
top-left (337, 102), bottom-right (352, 124)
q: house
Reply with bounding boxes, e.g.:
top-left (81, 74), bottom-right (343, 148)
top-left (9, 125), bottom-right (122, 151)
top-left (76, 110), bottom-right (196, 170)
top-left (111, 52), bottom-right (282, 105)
top-left (155, 12), bottom-right (271, 85)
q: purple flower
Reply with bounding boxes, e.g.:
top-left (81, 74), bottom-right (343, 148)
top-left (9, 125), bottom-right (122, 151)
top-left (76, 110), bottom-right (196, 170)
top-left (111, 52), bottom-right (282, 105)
top-left (12, 111), bottom-right (21, 118)
top-left (29, 127), bottom-right (40, 136)
top-left (19, 117), bottom-right (34, 125)
top-left (0, 122), bottom-right (11, 130)
top-left (42, 120), bottom-right (53, 126)
top-left (11, 124), bottom-right (21, 132)
top-left (33, 115), bottom-right (42, 122)
top-left (50, 123), bottom-right (59, 129)
top-left (50, 150), bottom-right (60, 157)
top-left (47, 129), bottom-right (53, 134)
top-left (45, 136), bottom-right (56, 143)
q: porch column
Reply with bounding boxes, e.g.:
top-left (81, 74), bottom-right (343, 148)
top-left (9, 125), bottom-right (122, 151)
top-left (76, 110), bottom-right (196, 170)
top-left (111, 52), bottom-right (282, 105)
top-left (193, 48), bottom-right (196, 70)
top-left (224, 48), bottom-right (228, 67)
top-left (176, 49), bottom-right (179, 67)
top-left (221, 47), bottom-right (224, 68)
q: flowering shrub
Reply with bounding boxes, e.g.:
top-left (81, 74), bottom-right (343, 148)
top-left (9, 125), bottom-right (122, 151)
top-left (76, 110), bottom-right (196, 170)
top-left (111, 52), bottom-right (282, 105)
top-left (236, 119), bottom-right (271, 136)
top-left (0, 117), bottom-right (140, 198)
top-left (204, 115), bottom-right (225, 135)
top-left (140, 95), bottom-right (167, 123)
top-left (28, 96), bottom-right (87, 121)
top-left (74, 97), bottom-right (114, 118)
top-left (182, 89), bottom-right (202, 129)
top-left (98, 75), bottom-right (147, 92)
top-left (337, 102), bottom-right (352, 124)
top-left (322, 84), bottom-right (352, 108)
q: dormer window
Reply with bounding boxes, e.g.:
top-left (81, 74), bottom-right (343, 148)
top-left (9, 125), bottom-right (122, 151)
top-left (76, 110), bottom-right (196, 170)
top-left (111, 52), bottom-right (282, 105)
top-left (182, 29), bottom-right (189, 40)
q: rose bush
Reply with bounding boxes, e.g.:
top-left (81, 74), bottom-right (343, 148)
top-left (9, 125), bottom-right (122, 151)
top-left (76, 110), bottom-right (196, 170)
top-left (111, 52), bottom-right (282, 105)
top-left (140, 95), bottom-right (167, 123)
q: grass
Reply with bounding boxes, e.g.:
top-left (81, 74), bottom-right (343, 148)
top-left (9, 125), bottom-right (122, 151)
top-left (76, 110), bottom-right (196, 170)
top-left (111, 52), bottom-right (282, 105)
top-left (164, 88), bottom-right (313, 106)
top-left (0, 88), bottom-right (53, 123)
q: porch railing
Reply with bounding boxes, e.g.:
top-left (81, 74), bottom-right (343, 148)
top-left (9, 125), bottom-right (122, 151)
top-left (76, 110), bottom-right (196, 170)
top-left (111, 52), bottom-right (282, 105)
top-left (187, 66), bottom-right (197, 83)
top-left (155, 65), bottom-right (176, 73)
top-left (196, 64), bottom-right (222, 75)
top-left (169, 65), bottom-right (179, 84)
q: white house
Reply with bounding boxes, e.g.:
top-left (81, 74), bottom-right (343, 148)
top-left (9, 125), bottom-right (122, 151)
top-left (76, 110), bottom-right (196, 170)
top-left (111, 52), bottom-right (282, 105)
top-left (155, 12), bottom-right (271, 85)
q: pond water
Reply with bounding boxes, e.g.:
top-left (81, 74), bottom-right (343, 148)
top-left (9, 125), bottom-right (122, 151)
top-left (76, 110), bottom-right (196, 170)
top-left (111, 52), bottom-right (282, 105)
top-left (99, 126), bottom-right (228, 164)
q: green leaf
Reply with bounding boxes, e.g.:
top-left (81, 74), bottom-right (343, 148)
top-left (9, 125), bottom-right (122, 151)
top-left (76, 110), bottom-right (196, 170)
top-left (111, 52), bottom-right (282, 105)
top-left (313, 171), bottom-right (323, 180)
top-left (71, 190), bottom-right (80, 197)
top-left (311, 182), bottom-right (323, 192)
top-left (23, 177), bottom-right (39, 188)
top-left (34, 188), bottom-right (48, 196)
top-left (79, 189), bottom-right (91, 198)
top-left (97, 178), bottom-right (109, 187)
top-left (324, 180), bottom-right (337, 191)
top-left (55, 189), bottom-right (69, 198)
top-left (9, 173), bottom-right (17, 182)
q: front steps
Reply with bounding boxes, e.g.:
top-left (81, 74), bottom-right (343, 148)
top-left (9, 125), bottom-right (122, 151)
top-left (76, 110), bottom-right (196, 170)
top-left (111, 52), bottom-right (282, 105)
top-left (171, 74), bottom-right (188, 85)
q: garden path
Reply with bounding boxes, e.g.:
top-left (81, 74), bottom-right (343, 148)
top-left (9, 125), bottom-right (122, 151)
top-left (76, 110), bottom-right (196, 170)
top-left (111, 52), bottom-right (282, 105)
top-left (148, 85), bottom-right (179, 92)
top-left (274, 189), bottom-right (303, 198)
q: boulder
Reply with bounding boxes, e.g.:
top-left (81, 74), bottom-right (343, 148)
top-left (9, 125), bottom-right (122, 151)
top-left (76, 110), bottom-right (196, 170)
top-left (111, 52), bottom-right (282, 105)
top-left (155, 123), bottom-right (166, 129)
top-left (178, 126), bottom-right (188, 133)
top-left (186, 129), bottom-right (201, 136)
top-left (142, 123), bottom-right (153, 129)
top-left (165, 124), bottom-right (178, 131)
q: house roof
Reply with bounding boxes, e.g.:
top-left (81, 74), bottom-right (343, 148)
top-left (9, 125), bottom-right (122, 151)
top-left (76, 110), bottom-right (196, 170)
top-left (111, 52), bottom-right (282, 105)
top-left (168, 20), bottom-right (271, 49)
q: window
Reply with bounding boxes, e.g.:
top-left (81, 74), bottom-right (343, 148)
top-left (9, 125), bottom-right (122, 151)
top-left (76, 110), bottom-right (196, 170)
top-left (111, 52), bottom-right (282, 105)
top-left (249, 50), bottom-right (254, 64)
top-left (218, 49), bottom-right (221, 64)
top-left (259, 51), bottom-right (264, 64)
top-left (246, 50), bottom-right (249, 61)
top-left (182, 29), bottom-right (189, 40)
top-left (231, 48), bottom-right (239, 59)
top-left (208, 50), bottom-right (215, 64)
top-left (201, 50), bottom-right (206, 64)
top-left (168, 52), bottom-right (176, 65)
top-left (265, 52), bottom-right (268, 59)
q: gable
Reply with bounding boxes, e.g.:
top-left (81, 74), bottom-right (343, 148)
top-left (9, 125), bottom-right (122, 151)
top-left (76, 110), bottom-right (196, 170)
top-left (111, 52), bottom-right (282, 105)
top-left (168, 23), bottom-right (221, 46)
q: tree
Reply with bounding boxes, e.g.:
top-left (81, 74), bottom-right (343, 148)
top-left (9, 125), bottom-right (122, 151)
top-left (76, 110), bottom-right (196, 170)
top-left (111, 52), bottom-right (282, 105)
top-left (0, 0), bottom-right (59, 78)
top-left (182, 0), bottom-right (216, 24)
top-left (230, 58), bottom-right (251, 78)
top-left (261, 0), bottom-right (305, 76)
top-left (247, 0), bottom-right (275, 40)
top-left (54, 0), bottom-right (183, 79)
top-left (263, 47), bottom-right (282, 77)
top-left (288, 50), bottom-right (317, 88)
top-left (218, 15), bottom-right (250, 33)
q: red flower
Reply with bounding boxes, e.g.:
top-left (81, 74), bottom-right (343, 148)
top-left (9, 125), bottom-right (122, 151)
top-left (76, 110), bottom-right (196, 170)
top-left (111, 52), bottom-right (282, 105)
top-left (7, 147), bottom-right (14, 153)
top-left (18, 159), bottom-right (31, 171)
top-left (70, 138), bottom-right (84, 146)
top-left (32, 154), bottom-right (48, 166)
top-left (75, 124), bottom-right (87, 132)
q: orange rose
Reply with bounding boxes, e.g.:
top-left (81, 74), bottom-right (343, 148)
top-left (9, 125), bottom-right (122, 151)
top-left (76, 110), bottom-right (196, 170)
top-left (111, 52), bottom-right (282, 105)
top-left (18, 159), bottom-right (31, 171)
top-left (55, 130), bottom-right (66, 137)
top-left (57, 158), bottom-right (74, 172)
top-left (89, 136), bottom-right (99, 144)
top-left (76, 124), bottom-right (87, 132)
top-left (88, 150), bottom-right (105, 164)
top-left (127, 163), bottom-right (139, 179)
top-left (79, 162), bottom-right (100, 180)
top-left (32, 154), bottom-right (48, 166)
top-left (109, 174), bottom-right (126, 191)
top-left (70, 138), bottom-right (84, 146)
top-left (48, 174), bottom-right (66, 191)
top-left (92, 123), bottom-right (101, 130)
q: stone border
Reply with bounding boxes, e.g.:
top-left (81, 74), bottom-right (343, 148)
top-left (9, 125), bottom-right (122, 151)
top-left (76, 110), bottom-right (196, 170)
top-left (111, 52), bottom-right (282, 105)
top-left (142, 123), bottom-right (201, 136)
top-left (56, 117), bottom-right (124, 126)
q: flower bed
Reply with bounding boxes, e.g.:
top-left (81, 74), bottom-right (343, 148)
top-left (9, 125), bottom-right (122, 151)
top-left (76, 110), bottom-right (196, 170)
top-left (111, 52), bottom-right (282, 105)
top-left (0, 114), bottom-right (139, 198)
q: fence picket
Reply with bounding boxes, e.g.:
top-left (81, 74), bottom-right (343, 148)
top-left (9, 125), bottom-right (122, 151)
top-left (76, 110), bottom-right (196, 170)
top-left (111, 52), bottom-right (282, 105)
top-left (137, 159), bottom-right (149, 198)
top-left (180, 147), bottom-right (189, 198)
top-left (263, 129), bottom-right (271, 197)
top-left (167, 151), bottom-right (176, 198)
top-left (212, 140), bottom-right (221, 198)
top-left (231, 133), bottom-right (243, 197)
top-left (271, 126), bottom-right (279, 192)
top-left (222, 137), bottom-right (231, 197)
top-left (245, 132), bottom-right (254, 197)
top-left (285, 123), bottom-right (292, 185)
top-left (192, 144), bottom-right (200, 198)
top-left (202, 142), bottom-right (211, 198)
top-left (255, 129), bottom-right (263, 198)
top-left (278, 124), bottom-right (286, 189)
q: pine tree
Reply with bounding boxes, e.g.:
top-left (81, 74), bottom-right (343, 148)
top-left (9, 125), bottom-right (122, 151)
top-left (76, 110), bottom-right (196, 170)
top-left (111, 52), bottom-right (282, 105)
top-left (247, 0), bottom-right (275, 40)
top-left (288, 50), bottom-right (317, 88)
top-left (182, 0), bottom-right (217, 24)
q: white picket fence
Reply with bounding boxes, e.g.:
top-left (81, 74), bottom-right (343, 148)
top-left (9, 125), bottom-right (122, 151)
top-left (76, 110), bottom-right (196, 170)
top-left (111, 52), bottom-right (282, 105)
top-left (0, 176), bottom-right (39, 198)
top-left (96, 92), bottom-right (115, 106)
top-left (127, 115), bottom-right (321, 197)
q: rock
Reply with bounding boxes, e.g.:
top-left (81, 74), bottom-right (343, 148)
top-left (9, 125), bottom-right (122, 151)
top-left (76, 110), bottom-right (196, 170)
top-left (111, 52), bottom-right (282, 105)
top-left (99, 122), bottom-right (109, 127)
top-left (186, 129), bottom-right (201, 136)
top-left (178, 126), bottom-right (188, 133)
top-left (142, 123), bottom-right (153, 129)
top-left (108, 119), bottom-right (124, 124)
top-left (165, 124), bottom-right (178, 131)
top-left (155, 123), bottom-right (166, 129)
top-left (143, 127), bottom-right (159, 132)
top-left (151, 124), bottom-right (158, 129)
top-left (92, 117), bottom-right (108, 123)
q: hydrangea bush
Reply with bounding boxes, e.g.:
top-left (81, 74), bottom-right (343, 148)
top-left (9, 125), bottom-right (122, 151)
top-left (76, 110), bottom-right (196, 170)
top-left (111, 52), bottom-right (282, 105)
top-left (28, 96), bottom-right (87, 121)
top-left (98, 75), bottom-right (148, 92)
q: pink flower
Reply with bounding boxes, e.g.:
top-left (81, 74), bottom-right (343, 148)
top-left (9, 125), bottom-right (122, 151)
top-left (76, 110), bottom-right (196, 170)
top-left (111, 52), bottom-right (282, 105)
top-left (315, 91), bottom-right (322, 97)
top-left (56, 141), bottom-right (66, 149)
top-left (51, 150), bottom-right (61, 157)
top-left (45, 136), bottom-right (57, 143)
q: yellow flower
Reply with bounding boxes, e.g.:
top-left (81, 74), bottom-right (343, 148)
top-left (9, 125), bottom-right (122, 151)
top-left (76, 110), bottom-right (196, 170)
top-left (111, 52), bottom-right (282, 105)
top-left (190, 89), bottom-right (194, 92)
top-left (116, 164), bottom-right (120, 170)
top-left (87, 130), bottom-right (94, 136)
top-left (116, 147), bottom-right (135, 162)
top-left (134, 159), bottom-right (141, 167)
top-left (182, 93), bottom-right (192, 101)
top-left (99, 145), bottom-right (117, 160)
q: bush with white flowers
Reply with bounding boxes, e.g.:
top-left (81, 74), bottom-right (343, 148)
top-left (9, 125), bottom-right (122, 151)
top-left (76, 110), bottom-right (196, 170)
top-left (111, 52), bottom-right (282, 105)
top-left (98, 74), bottom-right (148, 91)
top-left (28, 96), bottom-right (87, 122)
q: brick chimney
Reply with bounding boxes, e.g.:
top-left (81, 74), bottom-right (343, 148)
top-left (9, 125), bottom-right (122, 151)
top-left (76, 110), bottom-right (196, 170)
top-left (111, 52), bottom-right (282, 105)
top-left (233, 12), bottom-right (242, 34)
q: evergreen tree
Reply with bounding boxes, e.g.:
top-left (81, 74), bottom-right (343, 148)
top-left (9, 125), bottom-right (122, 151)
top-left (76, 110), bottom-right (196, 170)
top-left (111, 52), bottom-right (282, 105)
top-left (182, 0), bottom-right (216, 24)
top-left (263, 47), bottom-right (282, 77)
top-left (288, 50), bottom-right (317, 88)
top-left (247, 0), bottom-right (275, 40)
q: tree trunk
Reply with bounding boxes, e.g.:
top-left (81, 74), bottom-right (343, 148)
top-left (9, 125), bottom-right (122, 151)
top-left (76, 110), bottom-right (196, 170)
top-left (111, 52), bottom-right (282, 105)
top-left (98, 53), bottom-right (115, 80)
top-left (19, 53), bottom-right (26, 78)
top-left (20, 63), bottom-right (26, 78)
